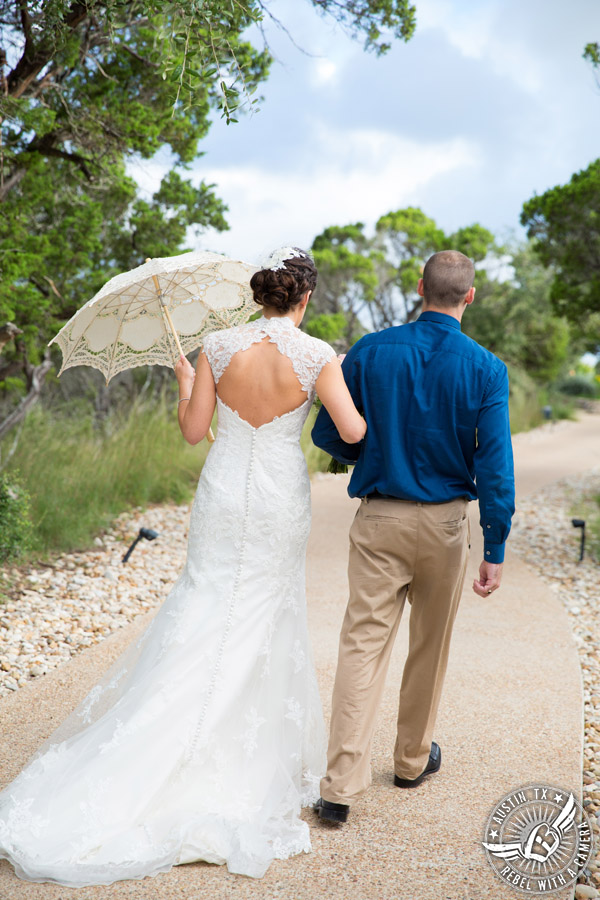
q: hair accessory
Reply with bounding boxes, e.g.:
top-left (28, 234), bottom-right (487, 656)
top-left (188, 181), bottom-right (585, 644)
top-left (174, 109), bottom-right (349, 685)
top-left (257, 247), bottom-right (305, 272)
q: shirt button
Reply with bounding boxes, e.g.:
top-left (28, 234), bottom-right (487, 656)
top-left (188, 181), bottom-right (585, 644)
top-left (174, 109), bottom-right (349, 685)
top-left (486, 550), bottom-right (491, 556)
top-left (486, 525), bottom-right (491, 529)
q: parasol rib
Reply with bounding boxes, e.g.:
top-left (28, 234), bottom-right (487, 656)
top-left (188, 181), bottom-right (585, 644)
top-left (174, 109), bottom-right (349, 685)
top-left (149, 266), bottom-right (215, 444)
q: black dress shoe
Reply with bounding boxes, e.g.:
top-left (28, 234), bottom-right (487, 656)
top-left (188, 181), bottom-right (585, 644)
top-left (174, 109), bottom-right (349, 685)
top-left (313, 797), bottom-right (349, 823)
top-left (394, 742), bottom-right (441, 788)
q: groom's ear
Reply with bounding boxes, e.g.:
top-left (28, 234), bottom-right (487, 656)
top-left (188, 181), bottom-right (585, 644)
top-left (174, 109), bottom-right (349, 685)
top-left (417, 278), bottom-right (425, 298)
top-left (464, 286), bottom-right (476, 306)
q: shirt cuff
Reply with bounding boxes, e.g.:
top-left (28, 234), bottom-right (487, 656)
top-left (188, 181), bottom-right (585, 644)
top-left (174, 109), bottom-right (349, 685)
top-left (483, 540), bottom-right (505, 564)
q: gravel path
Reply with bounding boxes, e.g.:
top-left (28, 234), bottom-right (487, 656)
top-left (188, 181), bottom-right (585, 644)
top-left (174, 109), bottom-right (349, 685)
top-left (0, 506), bottom-right (188, 697)
top-left (0, 414), bottom-right (598, 899)
top-left (510, 469), bottom-right (600, 894)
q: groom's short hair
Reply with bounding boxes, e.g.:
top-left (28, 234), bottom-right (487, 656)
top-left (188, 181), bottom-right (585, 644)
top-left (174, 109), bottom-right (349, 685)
top-left (422, 251), bottom-right (475, 308)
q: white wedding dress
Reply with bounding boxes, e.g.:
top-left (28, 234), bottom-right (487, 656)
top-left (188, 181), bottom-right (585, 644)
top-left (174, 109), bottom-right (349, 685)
top-left (0, 315), bottom-right (334, 886)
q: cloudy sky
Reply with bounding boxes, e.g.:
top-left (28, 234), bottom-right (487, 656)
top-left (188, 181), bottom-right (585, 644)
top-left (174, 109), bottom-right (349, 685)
top-left (136, 0), bottom-right (600, 262)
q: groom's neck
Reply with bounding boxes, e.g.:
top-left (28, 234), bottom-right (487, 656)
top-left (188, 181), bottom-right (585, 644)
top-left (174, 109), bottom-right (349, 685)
top-left (421, 302), bottom-right (466, 323)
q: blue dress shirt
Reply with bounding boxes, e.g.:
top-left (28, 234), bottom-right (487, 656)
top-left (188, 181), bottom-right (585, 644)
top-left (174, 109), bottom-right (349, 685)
top-left (311, 310), bottom-right (515, 563)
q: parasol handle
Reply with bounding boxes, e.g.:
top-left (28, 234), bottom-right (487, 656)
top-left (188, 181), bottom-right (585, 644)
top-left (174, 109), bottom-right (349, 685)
top-left (147, 262), bottom-right (215, 443)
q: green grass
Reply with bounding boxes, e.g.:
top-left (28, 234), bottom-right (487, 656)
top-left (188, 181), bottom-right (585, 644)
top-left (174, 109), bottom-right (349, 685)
top-left (1, 364), bottom-right (577, 564)
top-left (506, 363), bottom-right (575, 433)
top-left (5, 395), bottom-right (210, 559)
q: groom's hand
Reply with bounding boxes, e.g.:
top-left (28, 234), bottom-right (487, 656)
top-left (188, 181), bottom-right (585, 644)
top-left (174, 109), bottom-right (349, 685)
top-left (472, 561), bottom-right (503, 597)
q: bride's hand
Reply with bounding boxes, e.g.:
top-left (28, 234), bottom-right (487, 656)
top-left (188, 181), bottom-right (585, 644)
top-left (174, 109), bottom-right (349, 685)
top-left (175, 355), bottom-right (195, 388)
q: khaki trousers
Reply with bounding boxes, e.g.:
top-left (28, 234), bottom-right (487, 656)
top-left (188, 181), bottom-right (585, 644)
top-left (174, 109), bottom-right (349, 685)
top-left (320, 495), bottom-right (470, 805)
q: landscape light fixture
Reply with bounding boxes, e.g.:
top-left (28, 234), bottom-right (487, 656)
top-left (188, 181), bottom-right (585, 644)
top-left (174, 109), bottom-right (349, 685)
top-left (571, 518), bottom-right (586, 562)
top-left (122, 527), bottom-right (159, 563)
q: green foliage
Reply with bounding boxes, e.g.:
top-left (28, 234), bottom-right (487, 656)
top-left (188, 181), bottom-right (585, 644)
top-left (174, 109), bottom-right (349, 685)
top-left (310, 210), bottom-right (498, 348)
top-left (584, 42), bottom-right (600, 66)
top-left (505, 364), bottom-right (543, 434)
top-left (0, 472), bottom-right (33, 563)
top-left (311, 224), bottom-right (377, 347)
top-left (311, 0), bottom-right (416, 54)
top-left (450, 224), bottom-right (497, 262)
top-left (584, 41), bottom-right (600, 88)
top-left (301, 405), bottom-right (332, 474)
top-left (554, 374), bottom-right (598, 397)
top-left (462, 243), bottom-right (572, 383)
top-left (521, 159), bottom-right (600, 347)
top-left (3, 396), bottom-right (211, 557)
top-left (373, 207), bottom-right (447, 322)
top-left (304, 312), bottom-right (348, 344)
top-left (504, 365), bottom-right (574, 433)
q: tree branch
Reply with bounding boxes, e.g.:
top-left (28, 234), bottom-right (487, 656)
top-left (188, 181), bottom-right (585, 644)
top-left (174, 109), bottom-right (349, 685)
top-left (0, 125), bottom-right (96, 202)
top-left (122, 44), bottom-right (160, 68)
top-left (7, 0), bottom-right (91, 98)
top-left (40, 145), bottom-right (95, 180)
top-left (17, 0), bottom-right (33, 52)
top-left (0, 165), bottom-right (27, 201)
top-left (0, 346), bottom-right (53, 441)
top-left (0, 322), bottom-right (23, 353)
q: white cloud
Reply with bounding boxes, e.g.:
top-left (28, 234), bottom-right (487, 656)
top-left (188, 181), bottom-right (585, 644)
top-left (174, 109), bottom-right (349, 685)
top-left (417, 0), bottom-right (496, 62)
top-left (416, 0), bottom-right (595, 95)
top-left (194, 127), bottom-right (482, 261)
top-left (310, 58), bottom-right (338, 86)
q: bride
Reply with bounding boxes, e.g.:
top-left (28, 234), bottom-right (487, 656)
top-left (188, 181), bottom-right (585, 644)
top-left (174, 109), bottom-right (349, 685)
top-left (0, 247), bottom-right (366, 885)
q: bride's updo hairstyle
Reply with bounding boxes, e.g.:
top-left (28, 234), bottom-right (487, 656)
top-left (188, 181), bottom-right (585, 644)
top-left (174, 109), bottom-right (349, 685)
top-left (250, 248), bottom-right (317, 314)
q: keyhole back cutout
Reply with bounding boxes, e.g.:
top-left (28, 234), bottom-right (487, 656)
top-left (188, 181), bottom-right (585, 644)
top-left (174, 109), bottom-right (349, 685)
top-left (216, 338), bottom-right (309, 428)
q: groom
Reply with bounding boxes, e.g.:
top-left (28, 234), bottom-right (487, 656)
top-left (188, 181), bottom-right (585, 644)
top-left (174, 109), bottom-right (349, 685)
top-left (311, 250), bottom-right (515, 824)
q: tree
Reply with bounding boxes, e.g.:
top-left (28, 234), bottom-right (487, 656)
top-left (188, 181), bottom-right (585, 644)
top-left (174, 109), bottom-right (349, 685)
top-left (309, 210), bottom-right (497, 348)
top-left (461, 243), bottom-right (571, 383)
top-left (0, 0), bottom-right (417, 435)
top-left (520, 159), bottom-right (600, 348)
top-left (310, 224), bottom-right (378, 348)
top-left (372, 207), bottom-right (446, 325)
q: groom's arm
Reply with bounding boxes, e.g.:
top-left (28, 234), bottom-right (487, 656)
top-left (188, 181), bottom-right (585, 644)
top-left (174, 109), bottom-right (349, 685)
top-left (312, 347), bottom-right (364, 465)
top-left (473, 363), bottom-right (515, 565)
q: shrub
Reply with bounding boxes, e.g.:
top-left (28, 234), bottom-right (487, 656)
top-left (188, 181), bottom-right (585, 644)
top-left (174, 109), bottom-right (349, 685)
top-left (554, 375), bottom-right (597, 397)
top-left (0, 472), bottom-right (33, 563)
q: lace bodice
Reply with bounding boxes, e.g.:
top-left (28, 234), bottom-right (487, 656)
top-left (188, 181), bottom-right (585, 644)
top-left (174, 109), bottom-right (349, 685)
top-left (202, 315), bottom-right (336, 396)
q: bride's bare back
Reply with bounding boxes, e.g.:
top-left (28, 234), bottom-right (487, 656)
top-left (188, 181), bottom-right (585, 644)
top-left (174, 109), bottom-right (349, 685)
top-left (217, 339), bottom-right (309, 427)
top-left (176, 314), bottom-right (366, 446)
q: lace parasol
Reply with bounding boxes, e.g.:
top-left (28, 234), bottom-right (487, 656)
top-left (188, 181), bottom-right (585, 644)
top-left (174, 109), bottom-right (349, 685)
top-left (49, 250), bottom-right (260, 382)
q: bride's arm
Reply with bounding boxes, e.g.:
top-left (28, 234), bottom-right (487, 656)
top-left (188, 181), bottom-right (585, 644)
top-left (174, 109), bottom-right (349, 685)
top-left (175, 351), bottom-right (216, 445)
top-left (315, 359), bottom-right (366, 445)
